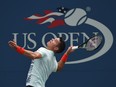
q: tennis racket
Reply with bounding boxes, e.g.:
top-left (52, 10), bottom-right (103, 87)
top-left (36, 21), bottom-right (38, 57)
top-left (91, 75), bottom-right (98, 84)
top-left (72, 35), bottom-right (103, 51)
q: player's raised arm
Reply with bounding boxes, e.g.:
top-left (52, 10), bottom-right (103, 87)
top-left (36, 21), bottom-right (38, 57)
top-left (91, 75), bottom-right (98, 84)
top-left (8, 41), bottom-right (42, 59)
top-left (57, 46), bottom-right (74, 71)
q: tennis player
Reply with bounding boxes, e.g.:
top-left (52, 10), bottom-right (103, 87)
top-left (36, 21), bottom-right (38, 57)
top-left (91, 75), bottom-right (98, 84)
top-left (8, 37), bottom-right (73, 87)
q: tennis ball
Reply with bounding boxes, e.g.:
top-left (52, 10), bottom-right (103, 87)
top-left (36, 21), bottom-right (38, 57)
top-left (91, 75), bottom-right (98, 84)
top-left (64, 8), bottom-right (87, 26)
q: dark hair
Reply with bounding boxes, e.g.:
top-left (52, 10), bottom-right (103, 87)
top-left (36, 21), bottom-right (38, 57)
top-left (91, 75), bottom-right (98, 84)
top-left (56, 37), bottom-right (66, 53)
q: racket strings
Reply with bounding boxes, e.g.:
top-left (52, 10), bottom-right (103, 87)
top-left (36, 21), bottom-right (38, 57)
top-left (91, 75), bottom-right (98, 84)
top-left (86, 36), bottom-right (102, 51)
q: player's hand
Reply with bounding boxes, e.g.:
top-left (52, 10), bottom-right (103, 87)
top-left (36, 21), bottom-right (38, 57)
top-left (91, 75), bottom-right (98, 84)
top-left (8, 40), bottom-right (17, 49)
top-left (65, 46), bottom-right (74, 55)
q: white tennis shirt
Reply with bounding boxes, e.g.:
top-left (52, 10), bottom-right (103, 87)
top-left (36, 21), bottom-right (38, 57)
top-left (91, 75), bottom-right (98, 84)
top-left (26, 47), bottom-right (58, 87)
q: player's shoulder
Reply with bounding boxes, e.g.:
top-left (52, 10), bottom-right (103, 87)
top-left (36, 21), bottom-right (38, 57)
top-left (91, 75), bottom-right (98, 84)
top-left (39, 47), bottom-right (46, 50)
top-left (37, 47), bottom-right (54, 55)
top-left (36, 47), bottom-right (46, 52)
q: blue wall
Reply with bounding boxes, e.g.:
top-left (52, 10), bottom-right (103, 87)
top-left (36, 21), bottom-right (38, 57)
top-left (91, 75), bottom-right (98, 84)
top-left (0, 0), bottom-right (116, 87)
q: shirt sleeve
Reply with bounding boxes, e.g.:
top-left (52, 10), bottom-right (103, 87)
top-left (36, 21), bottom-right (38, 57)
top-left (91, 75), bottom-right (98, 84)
top-left (36, 47), bottom-right (46, 57)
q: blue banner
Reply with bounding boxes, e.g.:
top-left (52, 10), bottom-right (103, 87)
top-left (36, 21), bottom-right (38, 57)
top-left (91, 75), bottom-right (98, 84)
top-left (0, 0), bottom-right (116, 87)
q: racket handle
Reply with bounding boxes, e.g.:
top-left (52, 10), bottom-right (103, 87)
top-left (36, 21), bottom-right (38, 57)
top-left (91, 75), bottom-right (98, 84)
top-left (72, 46), bottom-right (79, 50)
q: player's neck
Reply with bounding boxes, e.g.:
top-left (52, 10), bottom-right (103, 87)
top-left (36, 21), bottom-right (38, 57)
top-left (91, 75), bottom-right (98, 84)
top-left (46, 47), bottom-right (54, 52)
